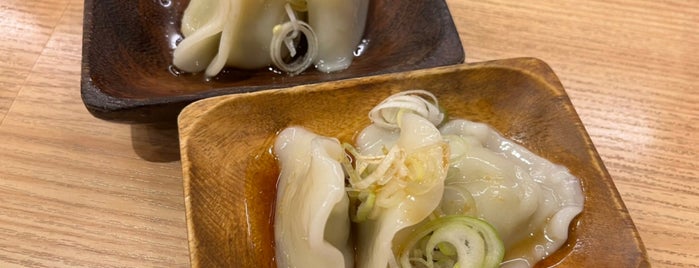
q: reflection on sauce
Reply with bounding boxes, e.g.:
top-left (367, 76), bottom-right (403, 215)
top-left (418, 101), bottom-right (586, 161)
top-left (244, 136), bottom-right (280, 268)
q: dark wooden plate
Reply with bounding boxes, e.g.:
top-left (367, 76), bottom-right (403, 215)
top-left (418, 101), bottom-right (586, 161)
top-left (80, 0), bottom-right (464, 123)
top-left (178, 58), bottom-right (649, 267)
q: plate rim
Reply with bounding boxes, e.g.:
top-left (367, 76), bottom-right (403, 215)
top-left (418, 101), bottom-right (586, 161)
top-left (80, 0), bottom-right (465, 123)
top-left (178, 57), bottom-right (650, 267)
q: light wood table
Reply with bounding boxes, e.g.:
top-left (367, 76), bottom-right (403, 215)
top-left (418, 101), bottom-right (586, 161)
top-left (0, 0), bottom-right (696, 267)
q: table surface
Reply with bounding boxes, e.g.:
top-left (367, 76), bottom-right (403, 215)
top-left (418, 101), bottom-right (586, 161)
top-left (1, 0), bottom-right (697, 267)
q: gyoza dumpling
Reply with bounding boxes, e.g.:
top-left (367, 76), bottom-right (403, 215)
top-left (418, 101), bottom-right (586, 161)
top-left (172, 0), bottom-right (229, 75)
top-left (352, 113), bottom-right (449, 268)
top-left (346, 91), bottom-right (449, 268)
top-left (438, 119), bottom-right (585, 267)
top-left (273, 126), bottom-right (353, 268)
top-left (173, 0), bottom-right (288, 76)
top-left (174, 0), bottom-right (370, 76)
top-left (306, 0), bottom-right (370, 72)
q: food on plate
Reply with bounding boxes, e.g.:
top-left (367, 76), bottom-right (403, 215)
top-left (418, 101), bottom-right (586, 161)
top-left (393, 215), bottom-right (504, 268)
top-left (173, 0), bottom-right (369, 77)
top-left (272, 90), bottom-right (584, 267)
top-left (438, 119), bottom-right (584, 267)
top-left (273, 127), bottom-right (354, 268)
top-left (306, 0), bottom-right (370, 73)
top-left (348, 91), bottom-right (449, 268)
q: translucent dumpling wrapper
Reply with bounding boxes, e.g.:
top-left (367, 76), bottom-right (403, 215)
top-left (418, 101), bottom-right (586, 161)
top-left (270, 90), bottom-right (584, 268)
top-left (307, 0), bottom-right (370, 72)
top-left (273, 126), bottom-right (353, 268)
top-left (346, 91), bottom-right (449, 268)
top-left (173, 0), bottom-right (370, 76)
top-left (174, 0), bottom-right (289, 76)
top-left (437, 119), bottom-right (585, 267)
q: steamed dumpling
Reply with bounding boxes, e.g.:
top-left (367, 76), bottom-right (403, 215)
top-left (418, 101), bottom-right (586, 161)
top-left (270, 90), bottom-right (584, 268)
top-left (172, 0), bottom-right (229, 75)
top-left (174, 0), bottom-right (287, 77)
top-left (273, 126), bottom-right (353, 268)
top-left (352, 112), bottom-right (449, 268)
top-left (174, 0), bottom-right (370, 76)
top-left (438, 119), bottom-right (584, 267)
top-left (307, 0), bottom-right (370, 72)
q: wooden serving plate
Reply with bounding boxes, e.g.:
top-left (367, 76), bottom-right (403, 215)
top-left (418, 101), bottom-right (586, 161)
top-left (81, 0), bottom-right (464, 123)
top-left (178, 58), bottom-right (649, 267)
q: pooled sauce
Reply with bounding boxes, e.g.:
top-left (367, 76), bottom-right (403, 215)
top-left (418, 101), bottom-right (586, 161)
top-left (503, 224), bottom-right (566, 267)
top-left (166, 36), bottom-right (371, 81)
top-left (244, 137), bottom-right (281, 268)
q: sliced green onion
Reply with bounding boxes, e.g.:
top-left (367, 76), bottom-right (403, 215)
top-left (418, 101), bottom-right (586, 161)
top-left (270, 3), bottom-right (317, 75)
top-left (397, 215), bottom-right (504, 268)
top-left (368, 90), bottom-right (444, 129)
top-left (353, 190), bottom-right (376, 222)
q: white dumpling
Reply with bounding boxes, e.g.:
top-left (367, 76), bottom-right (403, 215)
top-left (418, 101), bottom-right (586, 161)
top-left (172, 0), bottom-right (229, 74)
top-left (352, 112), bottom-right (449, 268)
top-left (273, 126), bottom-right (353, 268)
top-left (306, 0), bottom-right (369, 72)
top-left (174, 0), bottom-right (369, 76)
top-left (438, 119), bottom-right (585, 267)
top-left (174, 0), bottom-right (287, 76)
top-left (219, 0), bottom-right (287, 70)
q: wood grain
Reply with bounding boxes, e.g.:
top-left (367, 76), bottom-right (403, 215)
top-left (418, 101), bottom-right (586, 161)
top-left (0, 0), bottom-right (696, 267)
top-left (179, 59), bottom-right (648, 267)
top-left (0, 0), bottom-right (69, 122)
top-left (80, 0), bottom-right (463, 123)
top-left (0, 1), bottom-right (188, 267)
top-left (447, 1), bottom-right (699, 266)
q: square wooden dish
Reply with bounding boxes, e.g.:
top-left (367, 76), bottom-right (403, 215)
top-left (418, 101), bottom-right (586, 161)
top-left (178, 58), bottom-right (649, 267)
top-left (80, 0), bottom-right (463, 123)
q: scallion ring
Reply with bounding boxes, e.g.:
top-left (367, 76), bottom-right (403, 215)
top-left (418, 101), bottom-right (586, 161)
top-left (270, 3), bottom-right (318, 75)
top-left (397, 215), bottom-right (505, 268)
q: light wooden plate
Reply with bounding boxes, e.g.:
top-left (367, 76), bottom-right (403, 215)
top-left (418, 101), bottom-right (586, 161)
top-left (178, 58), bottom-right (649, 267)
